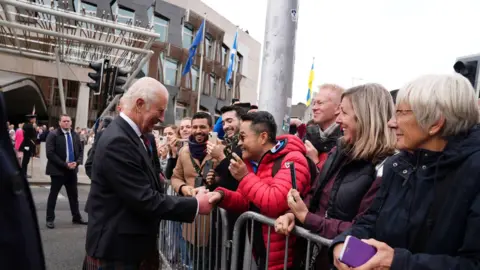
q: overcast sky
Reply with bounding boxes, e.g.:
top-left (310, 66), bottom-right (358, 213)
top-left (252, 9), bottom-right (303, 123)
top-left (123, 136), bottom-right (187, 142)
top-left (202, 0), bottom-right (480, 105)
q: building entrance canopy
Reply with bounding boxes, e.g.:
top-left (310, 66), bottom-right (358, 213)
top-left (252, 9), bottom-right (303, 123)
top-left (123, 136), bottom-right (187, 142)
top-left (0, 0), bottom-right (159, 84)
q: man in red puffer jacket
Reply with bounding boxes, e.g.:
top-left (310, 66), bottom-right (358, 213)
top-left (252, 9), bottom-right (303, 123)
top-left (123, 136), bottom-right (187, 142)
top-left (208, 111), bottom-right (311, 270)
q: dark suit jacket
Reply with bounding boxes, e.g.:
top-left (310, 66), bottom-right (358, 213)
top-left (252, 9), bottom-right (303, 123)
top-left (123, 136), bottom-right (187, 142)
top-left (0, 93), bottom-right (45, 270)
top-left (146, 133), bottom-right (162, 177)
top-left (85, 116), bottom-right (198, 262)
top-left (45, 128), bottom-right (83, 176)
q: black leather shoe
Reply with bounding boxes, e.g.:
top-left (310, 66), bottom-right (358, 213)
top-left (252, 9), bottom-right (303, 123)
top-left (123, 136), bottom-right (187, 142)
top-left (72, 219), bottom-right (88, 225)
top-left (46, 221), bottom-right (55, 229)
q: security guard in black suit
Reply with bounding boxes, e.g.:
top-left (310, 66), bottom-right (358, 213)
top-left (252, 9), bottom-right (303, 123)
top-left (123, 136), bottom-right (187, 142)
top-left (20, 114), bottom-right (37, 178)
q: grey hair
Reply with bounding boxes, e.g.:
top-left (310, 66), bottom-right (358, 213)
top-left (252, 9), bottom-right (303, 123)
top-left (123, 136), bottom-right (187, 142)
top-left (396, 74), bottom-right (480, 137)
top-left (121, 77), bottom-right (168, 111)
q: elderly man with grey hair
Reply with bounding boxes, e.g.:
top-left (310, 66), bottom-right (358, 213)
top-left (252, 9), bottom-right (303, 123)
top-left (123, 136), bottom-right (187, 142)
top-left (83, 77), bottom-right (213, 270)
top-left (331, 73), bottom-right (480, 270)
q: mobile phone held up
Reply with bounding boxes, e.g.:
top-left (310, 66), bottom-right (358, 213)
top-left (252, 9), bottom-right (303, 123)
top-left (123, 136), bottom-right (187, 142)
top-left (286, 162), bottom-right (297, 190)
top-left (209, 132), bottom-right (218, 144)
top-left (339, 236), bottom-right (377, 268)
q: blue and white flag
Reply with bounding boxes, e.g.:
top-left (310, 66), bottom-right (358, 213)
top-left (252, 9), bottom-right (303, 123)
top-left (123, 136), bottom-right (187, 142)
top-left (225, 30), bottom-right (238, 84)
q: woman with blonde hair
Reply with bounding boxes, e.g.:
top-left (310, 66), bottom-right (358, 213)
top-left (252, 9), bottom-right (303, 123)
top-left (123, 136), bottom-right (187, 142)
top-left (275, 83), bottom-right (397, 269)
top-left (332, 74), bottom-right (480, 270)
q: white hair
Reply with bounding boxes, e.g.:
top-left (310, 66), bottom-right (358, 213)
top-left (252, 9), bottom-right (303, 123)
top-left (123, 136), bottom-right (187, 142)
top-left (396, 74), bottom-right (480, 137)
top-left (121, 77), bottom-right (168, 111)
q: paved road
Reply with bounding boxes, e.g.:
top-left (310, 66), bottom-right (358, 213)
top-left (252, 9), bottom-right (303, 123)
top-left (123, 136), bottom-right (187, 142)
top-left (31, 184), bottom-right (90, 270)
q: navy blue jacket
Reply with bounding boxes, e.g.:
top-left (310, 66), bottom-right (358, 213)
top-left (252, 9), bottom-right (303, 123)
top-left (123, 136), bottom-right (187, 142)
top-left (330, 125), bottom-right (480, 269)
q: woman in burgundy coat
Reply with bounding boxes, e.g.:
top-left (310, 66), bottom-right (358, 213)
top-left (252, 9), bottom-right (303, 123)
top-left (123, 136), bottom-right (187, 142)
top-left (275, 83), bottom-right (397, 269)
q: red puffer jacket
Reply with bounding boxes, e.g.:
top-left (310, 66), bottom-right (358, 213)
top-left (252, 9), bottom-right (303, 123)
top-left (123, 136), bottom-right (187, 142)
top-left (217, 134), bottom-right (311, 270)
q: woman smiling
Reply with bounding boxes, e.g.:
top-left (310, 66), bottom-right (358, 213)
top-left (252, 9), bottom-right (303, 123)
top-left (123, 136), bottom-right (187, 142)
top-left (331, 74), bottom-right (480, 270)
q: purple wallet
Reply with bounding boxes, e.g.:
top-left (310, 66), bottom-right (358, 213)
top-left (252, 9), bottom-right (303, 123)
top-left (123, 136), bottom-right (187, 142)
top-left (339, 236), bottom-right (377, 267)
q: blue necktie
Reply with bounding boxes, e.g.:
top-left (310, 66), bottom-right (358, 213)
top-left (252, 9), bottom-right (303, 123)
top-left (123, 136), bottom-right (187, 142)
top-left (67, 132), bottom-right (75, 162)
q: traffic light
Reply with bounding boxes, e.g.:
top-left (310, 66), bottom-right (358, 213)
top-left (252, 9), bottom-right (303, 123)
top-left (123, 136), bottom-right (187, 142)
top-left (453, 54), bottom-right (480, 92)
top-left (111, 66), bottom-right (129, 96)
top-left (87, 59), bottom-right (107, 95)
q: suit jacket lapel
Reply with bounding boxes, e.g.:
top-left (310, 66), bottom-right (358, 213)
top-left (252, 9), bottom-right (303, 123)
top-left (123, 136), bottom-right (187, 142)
top-left (116, 117), bottom-right (159, 190)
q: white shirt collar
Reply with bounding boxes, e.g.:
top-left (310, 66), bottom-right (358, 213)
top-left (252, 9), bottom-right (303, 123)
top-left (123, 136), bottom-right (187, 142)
top-left (120, 112), bottom-right (142, 137)
top-left (62, 129), bottom-right (71, 134)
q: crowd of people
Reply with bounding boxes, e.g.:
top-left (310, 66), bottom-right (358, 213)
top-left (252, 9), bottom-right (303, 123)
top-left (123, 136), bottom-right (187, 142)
top-left (7, 72), bottom-right (480, 270)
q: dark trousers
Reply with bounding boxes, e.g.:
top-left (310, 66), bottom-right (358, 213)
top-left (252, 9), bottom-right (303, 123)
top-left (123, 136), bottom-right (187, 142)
top-left (46, 172), bottom-right (82, 222)
top-left (20, 150), bottom-right (31, 177)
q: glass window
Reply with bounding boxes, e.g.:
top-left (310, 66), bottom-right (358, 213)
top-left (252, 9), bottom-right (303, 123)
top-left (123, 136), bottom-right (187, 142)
top-left (221, 45), bottom-right (228, 66)
top-left (235, 53), bottom-right (243, 73)
top-left (210, 74), bottom-right (217, 97)
top-left (81, 1), bottom-right (97, 16)
top-left (191, 67), bottom-right (199, 91)
top-left (154, 16), bottom-right (169, 42)
top-left (112, 2), bottom-right (134, 26)
top-left (175, 104), bottom-right (188, 123)
top-left (164, 59), bottom-right (178, 86)
top-left (183, 25), bottom-right (194, 48)
top-left (147, 6), bottom-right (153, 26)
top-left (205, 35), bottom-right (212, 59)
top-left (142, 63), bottom-right (149, 77)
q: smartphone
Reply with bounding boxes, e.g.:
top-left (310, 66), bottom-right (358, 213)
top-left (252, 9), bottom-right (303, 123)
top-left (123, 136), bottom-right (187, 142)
top-left (209, 132), bottom-right (218, 143)
top-left (194, 176), bottom-right (203, 188)
top-left (158, 136), bottom-right (166, 145)
top-left (287, 162), bottom-right (297, 190)
top-left (202, 160), bottom-right (213, 182)
top-left (339, 236), bottom-right (377, 268)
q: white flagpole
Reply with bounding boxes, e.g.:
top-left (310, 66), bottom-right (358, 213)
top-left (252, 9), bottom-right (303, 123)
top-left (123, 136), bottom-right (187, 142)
top-left (196, 13), bottom-right (207, 112)
top-left (231, 27), bottom-right (238, 100)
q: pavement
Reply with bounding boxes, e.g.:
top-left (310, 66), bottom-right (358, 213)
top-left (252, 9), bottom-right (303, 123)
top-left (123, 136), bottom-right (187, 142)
top-left (31, 183), bottom-right (90, 270)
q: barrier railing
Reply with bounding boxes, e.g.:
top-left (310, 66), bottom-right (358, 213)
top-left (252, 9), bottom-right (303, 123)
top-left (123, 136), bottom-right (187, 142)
top-left (230, 211), bottom-right (332, 270)
top-left (158, 182), bottom-right (333, 270)
top-left (158, 182), bottom-right (230, 270)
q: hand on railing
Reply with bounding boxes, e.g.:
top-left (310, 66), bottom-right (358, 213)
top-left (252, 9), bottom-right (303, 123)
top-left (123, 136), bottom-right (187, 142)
top-left (274, 213), bottom-right (295, 235)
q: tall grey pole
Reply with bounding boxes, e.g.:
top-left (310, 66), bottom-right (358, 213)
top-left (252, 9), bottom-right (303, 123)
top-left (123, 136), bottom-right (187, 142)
top-left (196, 13), bottom-right (207, 112)
top-left (54, 47), bottom-right (67, 114)
top-left (258, 0), bottom-right (299, 135)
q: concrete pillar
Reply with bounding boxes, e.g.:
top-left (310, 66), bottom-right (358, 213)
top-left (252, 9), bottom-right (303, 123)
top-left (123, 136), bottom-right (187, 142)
top-left (75, 82), bottom-right (90, 128)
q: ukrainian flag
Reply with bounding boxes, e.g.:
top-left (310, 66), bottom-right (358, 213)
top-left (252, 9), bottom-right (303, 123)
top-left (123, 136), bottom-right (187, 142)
top-left (306, 58), bottom-right (315, 106)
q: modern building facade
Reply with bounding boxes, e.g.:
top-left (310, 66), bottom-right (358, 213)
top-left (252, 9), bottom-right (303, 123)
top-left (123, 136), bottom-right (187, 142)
top-left (0, 0), bottom-right (261, 127)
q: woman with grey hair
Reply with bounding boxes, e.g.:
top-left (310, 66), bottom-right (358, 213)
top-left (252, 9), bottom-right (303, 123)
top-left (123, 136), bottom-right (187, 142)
top-left (331, 74), bottom-right (480, 270)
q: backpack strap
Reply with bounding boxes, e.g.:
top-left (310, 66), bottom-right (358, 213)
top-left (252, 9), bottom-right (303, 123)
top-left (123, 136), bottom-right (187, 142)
top-left (271, 155), bottom-right (286, 177)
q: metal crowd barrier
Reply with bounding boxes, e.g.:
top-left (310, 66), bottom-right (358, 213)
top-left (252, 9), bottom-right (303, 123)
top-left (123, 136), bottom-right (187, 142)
top-left (158, 182), bottom-right (231, 270)
top-left (158, 181), bottom-right (333, 270)
top-left (230, 211), bottom-right (333, 270)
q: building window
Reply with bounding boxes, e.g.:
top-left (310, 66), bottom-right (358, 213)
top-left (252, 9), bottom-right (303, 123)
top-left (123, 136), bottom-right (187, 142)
top-left (66, 81), bottom-right (79, 108)
top-left (154, 16), bottom-right (169, 42)
top-left (221, 45), bottom-right (228, 66)
top-left (175, 103), bottom-right (188, 124)
top-left (164, 59), bottom-right (178, 86)
top-left (81, 1), bottom-right (97, 16)
top-left (183, 25), bottom-right (194, 48)
top-left (205, 35), bottom-right (213, 59)
top-left (210, 74), bottom-right (217, 97)
top-left (191, 67), bottom-right (199, 91)
top-left (147, 6), bottom-right (153, 25)
top-left (235, 53), bottom-right (243, 73)
top-left (142, 63), bottom-right (149, 77)
top-left (112, 2), bottom-right (135, 26)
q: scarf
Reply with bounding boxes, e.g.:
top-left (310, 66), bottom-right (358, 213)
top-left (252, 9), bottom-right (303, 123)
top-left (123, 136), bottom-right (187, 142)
top-left (319, 123), bottom-right (339, 140)
top-left (188, 135), bottom-right (207, 161)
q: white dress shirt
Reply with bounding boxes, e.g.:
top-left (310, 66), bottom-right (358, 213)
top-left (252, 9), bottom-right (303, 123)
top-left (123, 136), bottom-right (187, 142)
top-left (119, 112), bottom-right (199, 217)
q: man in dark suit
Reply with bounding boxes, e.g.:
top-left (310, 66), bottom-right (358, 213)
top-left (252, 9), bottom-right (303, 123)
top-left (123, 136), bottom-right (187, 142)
top-left (83, 77), bottom-right (213, 270)
top-left (45, 114), bottom-right (86, 229)
top-left (0, 93), bottom-right (46, 270)
top-left (20, 114), bottom-right (37, 178)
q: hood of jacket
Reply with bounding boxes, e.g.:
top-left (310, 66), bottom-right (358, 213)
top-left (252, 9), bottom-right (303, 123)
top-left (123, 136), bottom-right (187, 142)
top-left (256, 134), bottom-right (307, 165)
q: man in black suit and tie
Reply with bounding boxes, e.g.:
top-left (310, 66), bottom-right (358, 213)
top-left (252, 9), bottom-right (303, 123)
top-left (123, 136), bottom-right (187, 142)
top-left (45, 114), bottom-right (87, 229)
top-left (83, 77), bottom-right (213, 270)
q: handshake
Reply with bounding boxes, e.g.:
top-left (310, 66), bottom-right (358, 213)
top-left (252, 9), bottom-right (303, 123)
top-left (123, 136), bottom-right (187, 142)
top-left (193, 187), bottom-right (224, 215)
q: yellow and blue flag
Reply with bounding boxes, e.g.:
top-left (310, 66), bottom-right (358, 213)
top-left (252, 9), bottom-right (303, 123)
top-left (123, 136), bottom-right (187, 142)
top-left (306, 58), bottom-right (315, 106)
